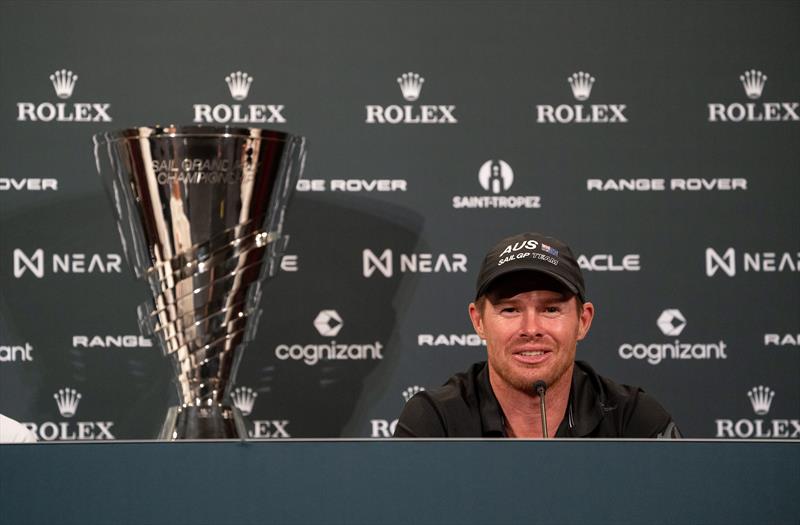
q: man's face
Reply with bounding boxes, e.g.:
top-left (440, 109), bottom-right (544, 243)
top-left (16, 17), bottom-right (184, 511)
top-left (469, 273), bottom-right (594, 393)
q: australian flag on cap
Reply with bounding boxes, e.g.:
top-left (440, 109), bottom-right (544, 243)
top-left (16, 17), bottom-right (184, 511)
top-left (541, 243), bottom-right (559, 257)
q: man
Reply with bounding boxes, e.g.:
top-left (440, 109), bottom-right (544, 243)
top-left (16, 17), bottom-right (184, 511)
top-left (395, 232), bottom-right (680, 438)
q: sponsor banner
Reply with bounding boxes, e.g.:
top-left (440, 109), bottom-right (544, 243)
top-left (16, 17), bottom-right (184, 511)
top-left (618, 309), bottom-right (728, 365)
top-left (72, 335), bottom-right (152, 349)
top-left (366, 72), bottom-right (457, 124)
top-left (230, 385), bottom-right (291, 437)
top-left (370, 386), bottom-right (425, 437)
top-left (577, 254), bottom-right (640, 271)
top-left (707, 70), bottom-right (799, 123)
top-left (0, 178), bottom-right (58, 191)
top-left (193, 71), bottom-right (286, 124)
top-left (715, 386), bottom-right (799, 438)
top-left (587, 178), bottom-right (747, 192)
top-left (0, 343), bottom-right (34, 363)
top-left (536, 71), bottom-right (627, 124)
top-left (764, 334), bottom-right (798, 347)
top-left (297, 179), bottom-right (407, 192)
top-left (11, 249), bottom-right (122, 278)
top-left (16, 69), bottom-right (112, 123)
top-left (453, 160), bottom-right (542, 209)
top-left (362, 249), bottom-right (467, 278)
top-left (418, 334), bottom-right (485, 348)
top-left (706, 248), bottom-right (799, 277)
top-left (22, 388), bottom-right (115, 441)
top-left (275, 310), bottom-right (383, 366)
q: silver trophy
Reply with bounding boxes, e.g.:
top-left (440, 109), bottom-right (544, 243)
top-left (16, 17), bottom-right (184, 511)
top-left (94, 125), bottom-right (306, 439)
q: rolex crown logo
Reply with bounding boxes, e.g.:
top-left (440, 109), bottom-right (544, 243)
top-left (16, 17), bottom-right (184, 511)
top-left (54, 387), bottom-right (82, 418)
top-left (402, 385), bottom-right (425, 403)
top-left (568, 71), bottom-right (595, 101)
top-left (397, 72), bottom-right (424, 101)
top-left (739, 69), bottom-right (767, 100)
top-left (49, 69), bottom-right (78, 99)
top-left (747, 385), bottom-right (774, 415)
top-left (231, 386), bottom-right (258, 416)
top-left (225, 71), bottom-right (254, 101)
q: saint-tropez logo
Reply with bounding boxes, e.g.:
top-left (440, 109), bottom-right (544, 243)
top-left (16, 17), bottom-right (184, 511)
top-left (193, 70), bottom-right (286, 124)
top-left (274, 310), bottom-right (383, 365)
top-left (22, 388), bottom-right (115, 441)
top-left (705, 247), bottom-right (799, 277)
top-left (17, 69), bottom-right (112, 122)
top-left (708, 70), bottom-right (798, 122)
top-left (452, 159), bottom-right (542, 209)
top-left (366, 72), bottom-right (457, 124)
top-left (716, 386), bottom-right (799, 438)
top-left (536, 71), bottom-right (627, 123)
top-left (618, 308), bottom-right (727, 365)
top-left (478, 160), bottom-right (513, 194)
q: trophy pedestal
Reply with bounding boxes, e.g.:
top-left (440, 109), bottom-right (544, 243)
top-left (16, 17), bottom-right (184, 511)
top-left (159, 405), bottom-right (247, 440)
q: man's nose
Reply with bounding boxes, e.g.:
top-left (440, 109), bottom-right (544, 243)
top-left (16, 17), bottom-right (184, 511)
top-left (518, 310), bottom-right (543, 337)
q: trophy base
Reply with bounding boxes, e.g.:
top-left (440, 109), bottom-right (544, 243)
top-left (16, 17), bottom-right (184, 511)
top-left (159, 404), bottom-right (248, 440)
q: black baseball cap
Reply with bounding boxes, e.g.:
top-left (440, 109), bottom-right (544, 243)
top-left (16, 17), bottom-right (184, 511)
top-left (474, 232), bottom-right (586, 301)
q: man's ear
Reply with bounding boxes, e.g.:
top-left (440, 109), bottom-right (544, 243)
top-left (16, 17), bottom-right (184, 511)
top-left (577, 301), bottom-right (595, 341)
top-left (469, 302), bottom-right (485, 339)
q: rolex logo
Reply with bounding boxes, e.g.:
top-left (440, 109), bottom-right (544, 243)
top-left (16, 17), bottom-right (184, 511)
top-left (54, 388), bottom-right (82, 418)
top-left (225, 71), bottom-right (253, 101)
top-left (231, 386), bottom-right (258, 416)
top-left (193, 71), bottom-right (285, 123)
top-left (402, 385), bottom-right (424, 403)
top-left (747, 385), bottom-right (775, 416)
top-left (536, 71), bottom-right (626, 124)
top-left (366, 73), bottom-right (456, 124)
top-left (568, 71), bottom-right (595, 101)
top-left (17, 70), bottom-right (111, 122)
top-left (49, 69), bottom-right (78, 99)
top-left (740, 69), bottom-right (767, 100)
top-left (708, 69), bottom-right (798, 122)
top-left (397, 72), bottom-right (424, 101)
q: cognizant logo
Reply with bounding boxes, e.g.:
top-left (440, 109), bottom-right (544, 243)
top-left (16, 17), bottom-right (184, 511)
top-left (618, 309), bottom-right (728, 365)
top-left (274, 309), bottom-right (384, 366)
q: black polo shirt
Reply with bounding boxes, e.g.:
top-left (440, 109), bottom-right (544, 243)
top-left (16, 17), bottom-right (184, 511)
top-left (394, 360), bottom-right (681, 438)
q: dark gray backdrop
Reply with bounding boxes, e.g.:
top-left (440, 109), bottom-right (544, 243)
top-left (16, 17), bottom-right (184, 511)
top-left (1, 0), bottom-right (798, 439)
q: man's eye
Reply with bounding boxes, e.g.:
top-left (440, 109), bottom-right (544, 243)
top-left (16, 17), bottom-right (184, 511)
top-left (544, 306), bottom-right (560, 313)
top-left (501, 307), bottom-right (517, 313)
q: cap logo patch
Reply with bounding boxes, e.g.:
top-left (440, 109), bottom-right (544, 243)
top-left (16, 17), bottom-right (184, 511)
top-left (498, 239), bottom-right (559, 267)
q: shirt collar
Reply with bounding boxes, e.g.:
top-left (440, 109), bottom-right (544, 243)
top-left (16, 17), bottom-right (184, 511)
top-left (477, 360), bottom-right (605, 438)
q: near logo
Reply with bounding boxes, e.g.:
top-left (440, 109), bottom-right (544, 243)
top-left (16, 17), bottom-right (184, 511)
top-left (362, 249), bottom-right (467, 278)
top-left (706, 247), bottom-right (799, 277)
top-left (13, 249), bottom-right (122, 278)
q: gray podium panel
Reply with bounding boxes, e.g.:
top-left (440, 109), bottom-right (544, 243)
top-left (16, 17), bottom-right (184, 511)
top-left (1, 440), bottom-right (798, 525)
